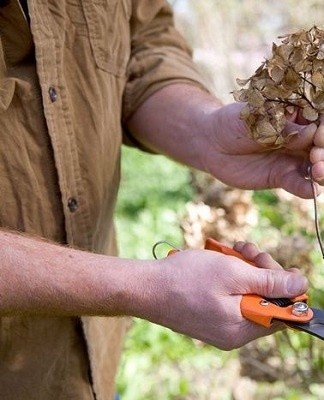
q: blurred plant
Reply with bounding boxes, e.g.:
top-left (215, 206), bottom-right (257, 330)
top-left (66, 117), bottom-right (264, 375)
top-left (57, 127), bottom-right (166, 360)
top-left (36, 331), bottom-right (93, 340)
top-left (233, 26), bottom-right (324, 147)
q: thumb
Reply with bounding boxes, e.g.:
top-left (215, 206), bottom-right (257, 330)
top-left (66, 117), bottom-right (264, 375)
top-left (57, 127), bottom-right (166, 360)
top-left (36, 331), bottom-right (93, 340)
top-left (284, 122), bottom-right (317, 151)
top-left (245, 268), bottom-right (308, 299)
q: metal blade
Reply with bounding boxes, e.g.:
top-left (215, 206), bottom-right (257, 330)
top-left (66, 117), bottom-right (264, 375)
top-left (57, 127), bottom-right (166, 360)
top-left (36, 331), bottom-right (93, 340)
top-left (285, 308), bottom-right (324, 340)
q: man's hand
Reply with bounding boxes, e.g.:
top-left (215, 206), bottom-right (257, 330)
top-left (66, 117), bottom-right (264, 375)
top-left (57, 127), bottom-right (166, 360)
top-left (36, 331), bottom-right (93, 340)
top-left (203, 102), bottom-right (322, 198)
top-left (131, 245), bottom-right (307, 350)
top-left (127, 84), bottom-right (324, 199)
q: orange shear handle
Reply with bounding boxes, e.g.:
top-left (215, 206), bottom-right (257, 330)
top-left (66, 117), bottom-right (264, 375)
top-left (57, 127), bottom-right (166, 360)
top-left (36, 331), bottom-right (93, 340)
top-left (204, 238), bottom-right (313, 327)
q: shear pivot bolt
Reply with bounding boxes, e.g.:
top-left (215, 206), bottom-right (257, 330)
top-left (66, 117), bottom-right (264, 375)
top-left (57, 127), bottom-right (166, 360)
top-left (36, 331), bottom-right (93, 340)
top-left (292, 302), bottom-right (309, 317)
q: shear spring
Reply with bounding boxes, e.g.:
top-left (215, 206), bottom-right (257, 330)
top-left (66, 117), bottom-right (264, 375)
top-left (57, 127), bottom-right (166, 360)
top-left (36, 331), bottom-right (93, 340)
top-left (152, 240), bottom-right (181, 259)
top-left (267, 297), bottom-right (294, 307)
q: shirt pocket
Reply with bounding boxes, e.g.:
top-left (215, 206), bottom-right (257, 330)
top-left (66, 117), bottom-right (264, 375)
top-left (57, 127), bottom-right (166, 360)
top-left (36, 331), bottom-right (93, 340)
top-left (0, 78), bottom-right (15, 111)
top-left (82, 0), bottom-right (131, 77)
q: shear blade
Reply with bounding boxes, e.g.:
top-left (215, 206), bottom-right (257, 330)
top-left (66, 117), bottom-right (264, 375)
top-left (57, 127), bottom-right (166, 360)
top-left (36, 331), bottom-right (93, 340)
top-left (285, 308), bottom-right (324, 340)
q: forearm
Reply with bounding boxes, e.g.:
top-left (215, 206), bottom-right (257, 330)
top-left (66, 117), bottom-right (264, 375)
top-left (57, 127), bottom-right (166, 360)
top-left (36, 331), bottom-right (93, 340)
top-left (126, 84), bottom-right (223, 171)
top-left (0, 230), bottom-right (309, 349)
top-left (0, 230), bottom-right (156, 317)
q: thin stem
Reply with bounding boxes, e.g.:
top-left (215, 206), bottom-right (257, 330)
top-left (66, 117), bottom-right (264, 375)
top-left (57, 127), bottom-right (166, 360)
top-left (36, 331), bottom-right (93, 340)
top-left (309, 171), bottom-right (324, 259)
top-left (263, 96), bottom-right (303, 108)
top-left (300, 74), bottom-right (315, 88)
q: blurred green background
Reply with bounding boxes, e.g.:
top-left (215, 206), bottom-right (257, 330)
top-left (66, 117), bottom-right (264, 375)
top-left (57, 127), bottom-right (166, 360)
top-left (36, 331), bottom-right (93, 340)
top-left (116, 148), bottom-right (238, 400)
top-left (115, 1), bottom-right (324, 399)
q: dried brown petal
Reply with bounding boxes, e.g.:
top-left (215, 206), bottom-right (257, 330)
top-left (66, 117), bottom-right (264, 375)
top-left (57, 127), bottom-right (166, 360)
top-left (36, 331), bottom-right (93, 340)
top-left (289, 48), bottom-right (304, 65)
top-left (283, 67), bottom-right (301, 88)
top-left (285, 105), bottom-right (295, 115)
top-left (312, 70), bottom-right (324, 89)
top-left (277, 43), bottom-right (294, 63)
top-left (312, 58), bottom-right (323, 72)
top-left (257, 135), bottom-right (279, 145)
top-left (232, 89), bottom-right (249, 102)
top-left (294, 58), bottom-right (312, 73)
top-left (274, 135), bottom-right (286, 146)
top-left (247, 90), bottom-right (265, 108)
top-left (268, 65), bottom-right (285, 83)
top-left (256, 119), bottom-right (278, 136)
top-left (236, 78), bottom-right (251, 86)
top-left (302, 106), bottom-right (319, 121)
top-left (234, 26), bottom-right (324, 147)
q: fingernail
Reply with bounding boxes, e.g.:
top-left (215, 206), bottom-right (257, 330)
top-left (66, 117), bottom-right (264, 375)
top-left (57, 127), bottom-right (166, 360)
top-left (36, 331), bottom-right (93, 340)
top-left (287, 275), bottom-right (307, 296)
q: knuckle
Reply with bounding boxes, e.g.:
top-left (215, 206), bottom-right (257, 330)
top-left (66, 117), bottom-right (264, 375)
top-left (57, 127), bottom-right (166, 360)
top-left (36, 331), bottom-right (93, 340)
top-left (264, 270), bottom-right (277, 295)
top-left (254, 252), bottom-right (268, 264)
top-left (241, 242), bottom-right (259, 260)
top-left (255, 252), bottom-right (274, 268)
top-left (233, 241), bottom-right (245, 252)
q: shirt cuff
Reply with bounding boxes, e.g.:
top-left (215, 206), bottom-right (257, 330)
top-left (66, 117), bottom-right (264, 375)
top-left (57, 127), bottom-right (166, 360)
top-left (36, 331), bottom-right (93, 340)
top-left (122, 46), bottom-right (210, 121)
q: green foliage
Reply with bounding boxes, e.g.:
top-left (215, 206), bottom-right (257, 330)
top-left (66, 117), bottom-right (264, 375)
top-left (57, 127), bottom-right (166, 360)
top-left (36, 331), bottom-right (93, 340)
top-left (117, 318), bottom-right (236, 400)
top-left (116, 146), bottom-right (324, 399)
top-left (115, 146), bottom-right (236, 399)
top-left (253, 190), bottom-right (283, 229)
top-left (116, 146), bottom-right (193, 259)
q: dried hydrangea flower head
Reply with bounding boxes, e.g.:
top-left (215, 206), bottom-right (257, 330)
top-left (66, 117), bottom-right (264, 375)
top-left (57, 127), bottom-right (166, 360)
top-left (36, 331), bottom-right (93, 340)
top-left (233, 26), bottom-right (324, 147)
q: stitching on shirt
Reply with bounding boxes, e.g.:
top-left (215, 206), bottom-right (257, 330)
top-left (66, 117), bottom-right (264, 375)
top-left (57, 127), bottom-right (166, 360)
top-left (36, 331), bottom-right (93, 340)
top-left (81, 0), bottom-right (130, 77)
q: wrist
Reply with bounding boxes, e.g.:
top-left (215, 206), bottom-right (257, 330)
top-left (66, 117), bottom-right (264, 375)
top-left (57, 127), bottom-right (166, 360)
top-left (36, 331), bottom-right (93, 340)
top-left (110, 259), bottom-right (160, 319)
top-left (119, 259), bottom-right (172, 325)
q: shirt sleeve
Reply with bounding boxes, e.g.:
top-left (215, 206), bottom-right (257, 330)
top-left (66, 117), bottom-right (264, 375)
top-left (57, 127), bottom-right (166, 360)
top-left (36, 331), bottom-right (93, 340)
top-left (122, 0), bottom-right (210, 121)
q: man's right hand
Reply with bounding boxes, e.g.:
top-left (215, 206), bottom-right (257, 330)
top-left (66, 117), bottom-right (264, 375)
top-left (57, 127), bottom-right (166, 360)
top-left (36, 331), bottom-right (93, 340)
top-left (131, 246), bottom-right (308, 350)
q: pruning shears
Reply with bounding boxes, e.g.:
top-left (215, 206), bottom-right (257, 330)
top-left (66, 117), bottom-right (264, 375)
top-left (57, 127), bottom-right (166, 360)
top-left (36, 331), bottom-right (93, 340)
top-left (204, 237), bottom-right (324, 340)
top-left (153, 237), bottom-right (324, 340)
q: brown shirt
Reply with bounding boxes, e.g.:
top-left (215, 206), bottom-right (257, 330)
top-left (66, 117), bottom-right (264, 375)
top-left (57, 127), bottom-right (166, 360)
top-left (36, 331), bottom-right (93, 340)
top-left (0, 1), bottom-right (207, 399)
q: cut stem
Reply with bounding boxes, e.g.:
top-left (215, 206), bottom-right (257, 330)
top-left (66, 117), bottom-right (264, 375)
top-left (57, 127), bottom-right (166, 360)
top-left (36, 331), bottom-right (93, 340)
top-left (309, 171), bottom-right (324, 259)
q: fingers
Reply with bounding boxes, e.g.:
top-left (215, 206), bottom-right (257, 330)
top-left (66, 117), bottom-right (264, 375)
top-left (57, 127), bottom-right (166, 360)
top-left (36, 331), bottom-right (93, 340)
top-left (233, 240), bottom-right (308, 294)
top-left (250, 268), bottom-right (308, 298)
top-left (233, 241), bottom-right (282, 270)
top-left (284, 121), bottom-right (317, 151)
top-left (280, 162), bottom-right (321, 198)
top-left (310, 114), bottom-right (324, 184)
top-left (233, 241), bottom-right (308, 298)
top-left (313, 118), bottom-right (324, 147)
top-left (233, 242), bottom-right (306, 275)
top-left (269, 153), bottom-right (321, 198)
top-left (284, 116), bottom-right (324, 187)
top-left (310, 152), bottom-right (324, 184)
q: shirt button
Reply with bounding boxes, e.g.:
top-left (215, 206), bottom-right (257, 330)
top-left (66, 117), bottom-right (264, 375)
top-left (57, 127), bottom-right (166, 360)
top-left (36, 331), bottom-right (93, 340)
top-left (67, 197), bottom-right (78, 213)
top-left (48, 86), bottom-right (58, 102)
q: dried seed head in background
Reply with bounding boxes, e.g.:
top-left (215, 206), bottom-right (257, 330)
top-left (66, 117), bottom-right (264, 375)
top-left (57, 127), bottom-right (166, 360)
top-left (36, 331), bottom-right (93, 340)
top-left (233, 26), bottom-right (324, 147)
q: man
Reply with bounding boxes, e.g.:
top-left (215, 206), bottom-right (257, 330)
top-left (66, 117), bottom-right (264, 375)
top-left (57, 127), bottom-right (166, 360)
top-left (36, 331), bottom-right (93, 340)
top-left (0, 1), bottom-right (323, 399)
